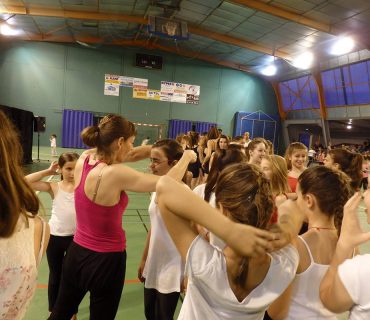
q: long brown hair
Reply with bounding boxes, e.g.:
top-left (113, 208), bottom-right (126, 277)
top-left (215, 163), bottom-right (274, 288)
top-left (246, 137), bottom-right (267, 162)
top-left (204, 148), bottom-right (247, 202)
top-left (298, 166), bottom-right (352, 235)
top-left (263, 155), bottom-right (291, 195)
top-left (328, 148), bottom-right (363, 191)
top-left (0, 111), bottom-right (40, 238)
top-left (81, 114), bottom-right (137, 164)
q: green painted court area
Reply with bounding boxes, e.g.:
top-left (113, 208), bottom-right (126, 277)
top-left (24, 147), bottom-right (369, 320)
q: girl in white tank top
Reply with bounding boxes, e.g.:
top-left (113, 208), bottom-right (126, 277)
top-left (268, 166), bottom-right (353, 319)
top-left (25, 152), bottom-right (79, 316)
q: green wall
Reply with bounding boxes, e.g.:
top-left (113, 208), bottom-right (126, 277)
top-left (0, 41), bottom-right (278, 146)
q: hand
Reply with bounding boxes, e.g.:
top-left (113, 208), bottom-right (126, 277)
top-left (339, 192), bottom-right (370, 249)
top-left (48, 161), bottom-right (60, 175)
top-left (225, 223), bottom-right (275, 257)
top-left (183, 150), bottom-right (197, 163)
top-left (138, 260), bottom-right (146, 283)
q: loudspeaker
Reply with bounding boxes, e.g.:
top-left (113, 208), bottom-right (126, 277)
top-left (34, 116), bottom-right (46, 132)
top-left (136, 53), bottom-right (163, 70)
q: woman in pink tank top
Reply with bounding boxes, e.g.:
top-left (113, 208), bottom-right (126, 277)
top-left (49, 114), bottom-right (196, 320)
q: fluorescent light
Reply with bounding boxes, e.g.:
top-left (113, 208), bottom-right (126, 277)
top-left (346, 125), bottom-right (352, 129)
top-left (292, 52), bottom-right (314, 70)
top-left (0, 23), bottom-right (21, 36)
top-left (261, 64), bottom-right (277, 76)
top-left (330, 37), bottom-right (355, 55)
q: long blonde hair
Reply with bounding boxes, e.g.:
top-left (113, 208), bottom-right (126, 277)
top-left (0, 111), bottom-right (40, 237)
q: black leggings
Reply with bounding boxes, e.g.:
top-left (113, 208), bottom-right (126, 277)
top-left (144, 287), bottom-right (180, 320)
top-left (49, 241), bottom-right (127, 320)
top-left (46, 234), bottom-right (74, 312)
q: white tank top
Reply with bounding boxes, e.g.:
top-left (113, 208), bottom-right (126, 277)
top-left (142, 192), bottom-right (184, 293)
top-left (0, 215), bottom-right (46, 320)
top-left (286, 236), bottom-right (337, 320)
top-left (49, 182), bottom-right (76, 236)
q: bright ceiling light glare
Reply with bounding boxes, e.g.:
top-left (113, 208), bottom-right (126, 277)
top-left (330, 37), bottom-right (355, 55)
top-left (261, 64), bottom-right (277, 76)
top-left (292, 51), bottom-right (314, 70)
top-left (0, 23), bottom-right (20, 36)
top-left (346, 125), bottom-right (352, 129)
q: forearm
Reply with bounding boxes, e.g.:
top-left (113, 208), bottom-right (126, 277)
top-left (124, 146), bottom-right (151, 162)
top-left (166, 153), bottom-right (192, 182)
top-left (25, 169), bottom-right (53, 183)
top-left (157, 176), bottom-right (234, 241)
top-left (140, 229), bottom-right (151, 262)
top-left (277, 205), bottom-right (304, 241)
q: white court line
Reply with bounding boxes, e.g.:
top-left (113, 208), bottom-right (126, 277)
top-left (35, 175), bottom-right (55, 195)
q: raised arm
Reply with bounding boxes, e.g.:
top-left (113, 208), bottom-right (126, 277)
top-left (118, 150), bottom-right (196, 193)
top-left (320, 191), bottom-right (370, 313)
top-left (123, 145), bottom-right (152, 163)
top-left (156, 175), bottom-right (275, 261)
top-left (25, 161), bottom-right (59, 197)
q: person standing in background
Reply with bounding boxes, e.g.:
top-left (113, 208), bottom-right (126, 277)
top-left (50, 134), bottom-right (57, 157)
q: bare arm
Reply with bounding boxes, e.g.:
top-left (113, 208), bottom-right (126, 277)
top-left (156, 175), bottom-right (275, 261)
top-left (25, 161), bottom-right (59, 196)
top-left (138, 228), bottom-right (151, 282)
top-left (118, 150), bottom-right (196, 193)
top-left (320, 191), bottom-right (370, 313)
top-left (202, 140), bottom-right (214, 166)
top-left (123, 145), bottom-right (152, 162)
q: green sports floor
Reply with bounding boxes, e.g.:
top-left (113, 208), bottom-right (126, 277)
top-left (23, 146), bottom-right (369, 320)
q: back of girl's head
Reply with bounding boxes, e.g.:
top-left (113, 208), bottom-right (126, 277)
top-left (298, 166), bottom-right (352, 233)
top-left (175, 134), bottom-right (184, 144)
top-left (204, 148), bottom-right (247, 202)
top-left (329, 148), bottom-right (363, 190)
top-left (207, 126), bottom-right (219, 140)
top-left (188, 131), bottom-right (199, 147)
top-left (0, 111), bottom-right (39, 238)
top-left (284, 142), bottom-right (307, 170)
top-left (245, 138), bottom-right (267, 161)
top-left (152, 139), bottom-right (183, 163)
top-left (215, 163), bottom-right (273, 230)
top-left (81, 114), bottom-right (136, 161)
top-left (263, 155), bottom-right (290, 194)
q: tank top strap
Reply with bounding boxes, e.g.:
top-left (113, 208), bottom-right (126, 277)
top-left (81, 155), bottom-right (104, 183)
top-left (297, 235), bottom-right (313, 264)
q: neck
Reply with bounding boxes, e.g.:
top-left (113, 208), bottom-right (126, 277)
top-left (308, 213), bottom-right (335, 230)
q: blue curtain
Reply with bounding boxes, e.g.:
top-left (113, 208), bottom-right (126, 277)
top-left (168, 119), bottom-right (192, 139)
top-left (62, 109), bottom-right (93, 149)
top-left (194, 121), bottom-right (217, 134)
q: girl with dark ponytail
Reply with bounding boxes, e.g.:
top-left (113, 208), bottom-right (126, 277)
top-left (325, 148), bottom-right (363, 191)
top-left (156, 162), bottom-right (303, 319)
top-left (268, 166), bottom-right (352, 319)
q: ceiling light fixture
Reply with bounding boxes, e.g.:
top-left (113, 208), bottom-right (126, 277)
top-left (346, 125), bottom-right (352, 129)
top-left (330, 37), bottom-right (355, 55)
top-left (0, 23), bottom-right (21, 36)
top-left (260, 64), bottom-right (277, 76)
top-left (292, 52), bottom-right (314, 70)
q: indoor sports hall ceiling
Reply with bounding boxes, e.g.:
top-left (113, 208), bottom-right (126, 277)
top-left (0, 0), bottom-right (369, 79)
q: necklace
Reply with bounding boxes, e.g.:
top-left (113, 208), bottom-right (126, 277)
top-left (308, 226), bottom-right (336, 231)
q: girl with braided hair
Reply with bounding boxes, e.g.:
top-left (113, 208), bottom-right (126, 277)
top-left (156, 162), bottom-right (303, 319)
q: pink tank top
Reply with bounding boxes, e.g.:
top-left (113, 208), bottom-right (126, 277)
top-left (74, 156), bottom-right (128, 252)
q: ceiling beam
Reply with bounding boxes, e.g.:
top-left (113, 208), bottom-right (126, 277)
top-left (4, 34), bottom-right (253, 73)
top-left (228, 0), bottom-right (334, 34)
top-left (0, 5), bottom-right (291, 60)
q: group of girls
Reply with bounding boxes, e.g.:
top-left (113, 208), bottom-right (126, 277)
top-left (3, 108), bottom-right (370, 320)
